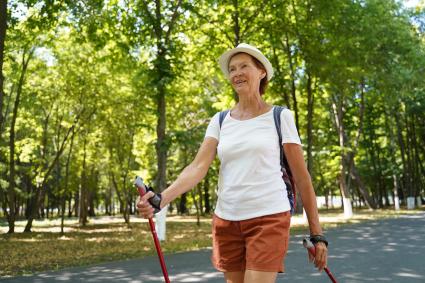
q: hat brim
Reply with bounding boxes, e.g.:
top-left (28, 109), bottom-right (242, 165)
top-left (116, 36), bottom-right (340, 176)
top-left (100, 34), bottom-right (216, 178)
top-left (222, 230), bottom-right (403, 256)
top-left (219, 46), bottom-right (273, 81)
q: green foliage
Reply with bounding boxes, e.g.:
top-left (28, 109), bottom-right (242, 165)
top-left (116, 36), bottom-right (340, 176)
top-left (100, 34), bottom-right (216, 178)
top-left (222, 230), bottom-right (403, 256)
top-left (1, 0), bottom-right (424, 231)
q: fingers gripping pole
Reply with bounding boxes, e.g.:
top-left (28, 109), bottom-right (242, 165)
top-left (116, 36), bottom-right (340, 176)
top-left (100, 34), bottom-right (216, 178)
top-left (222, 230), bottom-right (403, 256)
top-left (303, 238), bottom-right (338, 283)
top-left (135, 176), bottom-right (171, 283)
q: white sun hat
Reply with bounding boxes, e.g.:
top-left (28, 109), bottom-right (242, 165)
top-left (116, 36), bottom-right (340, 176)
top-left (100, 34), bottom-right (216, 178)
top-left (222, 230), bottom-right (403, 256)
top-left (219, 43), bottom-right (274, 81)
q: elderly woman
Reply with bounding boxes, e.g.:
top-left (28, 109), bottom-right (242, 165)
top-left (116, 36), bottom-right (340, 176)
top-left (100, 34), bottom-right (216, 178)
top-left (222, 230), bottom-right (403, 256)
top-left (137, 43), bottom-right (328, 283)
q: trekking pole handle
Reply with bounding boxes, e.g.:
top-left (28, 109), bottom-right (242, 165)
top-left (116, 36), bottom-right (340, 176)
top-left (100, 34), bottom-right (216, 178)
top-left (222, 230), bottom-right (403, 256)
top-left (303, 237), bottom-right (317, 256)
top-left (134, 176), bottom-right (148, 196)
top-left (303, 237), bottom-right (338, 283)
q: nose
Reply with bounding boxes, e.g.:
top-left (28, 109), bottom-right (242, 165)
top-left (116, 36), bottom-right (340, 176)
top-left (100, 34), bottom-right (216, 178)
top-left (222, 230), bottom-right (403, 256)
top-left (231, 68), bottom-right (243, 81)
top-left (235, 67), bottom-right (244, 77)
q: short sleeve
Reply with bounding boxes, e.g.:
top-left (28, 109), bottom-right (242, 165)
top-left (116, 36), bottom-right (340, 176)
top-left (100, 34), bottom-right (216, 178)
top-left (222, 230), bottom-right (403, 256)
top-left (280, 109), bottom-right (302, 145)
top-left (205, 112), bottom-right (220, 141)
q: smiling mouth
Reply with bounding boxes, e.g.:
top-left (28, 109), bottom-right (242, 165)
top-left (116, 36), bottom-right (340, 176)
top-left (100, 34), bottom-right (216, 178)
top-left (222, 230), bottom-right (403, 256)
top-left (234, 80), bottom-right (247, 86)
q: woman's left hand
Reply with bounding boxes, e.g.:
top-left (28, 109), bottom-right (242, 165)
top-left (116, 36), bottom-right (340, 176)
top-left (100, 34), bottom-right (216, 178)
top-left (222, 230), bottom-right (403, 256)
top-left (308, 242), bottom-right (328, 271)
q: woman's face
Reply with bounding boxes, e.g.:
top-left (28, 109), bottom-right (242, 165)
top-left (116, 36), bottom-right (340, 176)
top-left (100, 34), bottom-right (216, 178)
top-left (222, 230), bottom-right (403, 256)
top-left (228, 53), bottom-right (266, 96)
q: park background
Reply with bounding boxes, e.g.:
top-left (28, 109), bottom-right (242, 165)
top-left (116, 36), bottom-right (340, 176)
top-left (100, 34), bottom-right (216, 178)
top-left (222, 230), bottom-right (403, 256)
top-left (0, 0), bottom-right (424, 278)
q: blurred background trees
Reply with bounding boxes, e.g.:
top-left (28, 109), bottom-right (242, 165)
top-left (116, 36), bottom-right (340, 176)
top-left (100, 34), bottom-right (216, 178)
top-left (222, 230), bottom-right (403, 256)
top-left (0, 0), bottom-right (424, 233)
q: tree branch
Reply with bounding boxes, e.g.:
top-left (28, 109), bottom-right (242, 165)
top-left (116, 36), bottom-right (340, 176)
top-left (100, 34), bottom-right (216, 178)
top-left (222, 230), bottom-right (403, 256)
top-left (240, 0), bottom-right (268, 39)
top-left (141, 0), bottom-right (159, 38)
top-left (165, 0), bottom-right (183, 45)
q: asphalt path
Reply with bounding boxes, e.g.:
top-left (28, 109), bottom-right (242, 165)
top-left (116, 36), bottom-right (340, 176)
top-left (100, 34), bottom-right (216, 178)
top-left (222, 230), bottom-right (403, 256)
top-left (1, 212), bottom-right (424, 283)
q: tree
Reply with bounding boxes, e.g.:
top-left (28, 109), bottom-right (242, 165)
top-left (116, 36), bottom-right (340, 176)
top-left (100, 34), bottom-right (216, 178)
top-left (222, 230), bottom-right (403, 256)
top-left (0, 0), bottom-right (7, 133)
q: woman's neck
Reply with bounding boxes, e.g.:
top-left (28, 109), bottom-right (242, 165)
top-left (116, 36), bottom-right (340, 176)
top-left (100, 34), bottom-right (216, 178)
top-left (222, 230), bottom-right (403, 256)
top-left (232, 94), bottom-right (271, 119)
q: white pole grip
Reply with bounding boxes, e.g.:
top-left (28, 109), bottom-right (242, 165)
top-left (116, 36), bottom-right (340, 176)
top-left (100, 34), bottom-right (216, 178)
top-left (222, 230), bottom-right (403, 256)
top-left (303, 237), bottom-right (315, 249)
top-left (134, 176), bottom-right (148, 194)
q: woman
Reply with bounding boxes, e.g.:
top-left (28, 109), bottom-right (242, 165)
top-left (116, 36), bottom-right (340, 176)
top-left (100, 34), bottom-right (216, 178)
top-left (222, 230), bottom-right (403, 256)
top-left (137, 43), bottom-right (328, 283)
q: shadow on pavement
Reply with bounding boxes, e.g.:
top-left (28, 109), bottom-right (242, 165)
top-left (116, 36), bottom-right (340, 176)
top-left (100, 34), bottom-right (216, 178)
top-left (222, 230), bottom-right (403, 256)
top-left (1, 212), bottom-right (424, 283)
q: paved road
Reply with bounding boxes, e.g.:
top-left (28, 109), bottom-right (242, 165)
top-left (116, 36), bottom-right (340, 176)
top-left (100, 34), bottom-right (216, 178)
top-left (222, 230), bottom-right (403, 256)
top-left (2, 212), bottom-right (424, 282)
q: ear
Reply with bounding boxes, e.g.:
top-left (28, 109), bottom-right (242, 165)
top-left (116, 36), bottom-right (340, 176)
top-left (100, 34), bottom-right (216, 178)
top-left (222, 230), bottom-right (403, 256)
top-left (260, 71), bottom-right (266, 79)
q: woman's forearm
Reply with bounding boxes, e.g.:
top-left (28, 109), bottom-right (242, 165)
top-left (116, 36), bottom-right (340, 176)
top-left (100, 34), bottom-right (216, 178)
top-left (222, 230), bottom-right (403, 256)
top-left (160, 163), bottom-right (208, 208)
top-left (159, 138), bottom-right (218, 209)
top-left (297, 178), bottom-right (323, 235)
top-left (284, 144), bottom-right (323, 235)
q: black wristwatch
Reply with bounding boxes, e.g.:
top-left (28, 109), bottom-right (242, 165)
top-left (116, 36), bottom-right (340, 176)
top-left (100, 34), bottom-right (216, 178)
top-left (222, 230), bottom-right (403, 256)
top-left (310, 235), bottom-right (328, 247)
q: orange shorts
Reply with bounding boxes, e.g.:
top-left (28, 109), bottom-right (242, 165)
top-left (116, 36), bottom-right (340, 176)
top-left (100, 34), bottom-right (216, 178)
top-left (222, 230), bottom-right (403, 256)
top-left (211, 211), bottom-right (291, 273)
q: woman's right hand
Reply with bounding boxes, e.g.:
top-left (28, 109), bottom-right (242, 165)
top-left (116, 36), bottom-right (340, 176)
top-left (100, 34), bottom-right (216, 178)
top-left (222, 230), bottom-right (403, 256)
top-left (136, 191), bottom-right (156, 219)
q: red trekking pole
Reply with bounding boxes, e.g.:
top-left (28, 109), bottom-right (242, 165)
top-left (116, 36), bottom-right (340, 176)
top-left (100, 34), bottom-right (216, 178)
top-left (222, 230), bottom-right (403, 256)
top-left (303, 237), bottom-right (338, 283)
top-left (134, 176), bottom-right (171, 283)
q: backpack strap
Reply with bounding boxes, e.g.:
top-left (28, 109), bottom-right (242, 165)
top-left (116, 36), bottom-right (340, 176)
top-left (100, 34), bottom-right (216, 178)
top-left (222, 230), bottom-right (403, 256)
top-left (219, 110), bottom-right (230, 129)
top-left (272, 106), bottom-right (293, 175)
top-left (273, 106), bottom-right (285, 166)
top-left (273, 106), bottom-right (296, 214)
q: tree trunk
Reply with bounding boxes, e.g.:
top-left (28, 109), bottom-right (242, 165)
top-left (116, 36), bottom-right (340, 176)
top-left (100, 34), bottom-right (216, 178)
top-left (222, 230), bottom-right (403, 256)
top-left (73, 191), bottom-right (79, 217)
top-left (348, 159), bottom-right (376, 209)
top-left (121, 174), bottom-right (129, 224)
top-left (332, 85), bottom-right (376, 211)
top-left (106, 186), bottom-right (112, 216)
top-left (155, 60), bottom-right (168, 193)
top-left (37, 106), bottom-right (53, 221)
top-left (395, 110), bottom-right (409, 202)
top-left (203, 176), bottom-right (211, 214)
top-left (61, 129), bottom-right (74, 234)
top-left (306, 72), bottom-right (314, 174)
top-left (375, 140), bottom-right (386, 207)
top-left (179, 193), bottom-right (187, 215)
top-left (7, 48), bottom-right (33, 233)
top-left (410, 113), bottom-right (421, 198)
top-left (198, 185), bottom-right (204, 216)
top-left (24, 115), bottom-right (77, 232)
top-left (270, 43), bottom-right (290, 107)
top-left (331, 94), bottom-right (353, 218)
top-left (88, 167), bottom-right (97, 217)
top-left (282, 33), bottom-right (299, 129)
top-left (404, 113), bottom-right (415, 198)
top-left (111, 172), bottom-right (129, 224)
top-left (46, 194), bottom-right (50, 218)
top-left (79, 138), bottom-right (88, 226)
top-left (0, 0), bottom-right (7, 132)
top-left (143, 0), bottom-right (183, 195)
top-left (191, 187), bottom-right (201, 226)
top-left (140, 0), bottom-right (183, 240)
top-left (384, 105), bottom-right (402, 210)
top-left (232, 0), bottom-right (240, 46)
top-left (153, 0), bottom-right (168, 193)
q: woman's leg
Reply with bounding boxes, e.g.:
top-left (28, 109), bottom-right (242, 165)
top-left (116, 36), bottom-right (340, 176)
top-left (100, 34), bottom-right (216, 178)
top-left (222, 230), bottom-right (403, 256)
top-left (244, 270), bottom-right (277, 283)
top-left (224, 271), bottom-right (245, 283)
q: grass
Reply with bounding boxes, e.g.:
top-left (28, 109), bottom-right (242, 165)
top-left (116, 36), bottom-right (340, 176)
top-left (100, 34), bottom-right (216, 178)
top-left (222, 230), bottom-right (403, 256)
top-left (0, 207), bottom-right (423, 277)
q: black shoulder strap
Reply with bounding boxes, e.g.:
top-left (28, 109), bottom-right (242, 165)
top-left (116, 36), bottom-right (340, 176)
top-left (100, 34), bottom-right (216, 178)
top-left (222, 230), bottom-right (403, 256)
top-left (219, 110), bottom-right (230, 129)
top-left (273, 106), bottom-right (293, 176)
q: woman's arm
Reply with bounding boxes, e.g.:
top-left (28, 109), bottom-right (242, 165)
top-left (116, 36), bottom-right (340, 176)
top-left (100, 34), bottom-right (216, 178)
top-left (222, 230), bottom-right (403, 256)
top-left (161, 137), bottom-right (218, 207)
top-left (283, 143), bottom-right (328, 270)
top-left (137, 137), bottom-right (218, 218)
top-left (284, 143), bottom-right (322, 235)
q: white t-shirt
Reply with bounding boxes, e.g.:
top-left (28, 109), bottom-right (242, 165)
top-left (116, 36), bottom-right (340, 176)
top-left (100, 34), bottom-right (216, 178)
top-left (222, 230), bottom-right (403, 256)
top-left (205, 107), bottom-right (302, 221)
